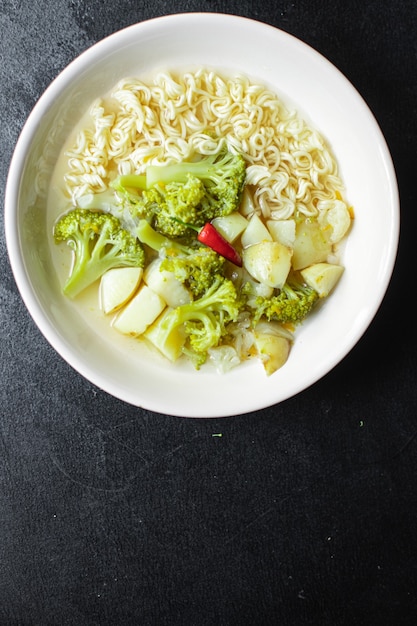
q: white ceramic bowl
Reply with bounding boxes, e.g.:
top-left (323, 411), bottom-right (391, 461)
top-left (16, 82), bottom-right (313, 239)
top-left (5, 13), bottom-right (399, 418)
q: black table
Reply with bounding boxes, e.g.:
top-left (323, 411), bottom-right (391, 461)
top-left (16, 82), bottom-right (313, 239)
top-left (1, 1), bottom-right (415, 624)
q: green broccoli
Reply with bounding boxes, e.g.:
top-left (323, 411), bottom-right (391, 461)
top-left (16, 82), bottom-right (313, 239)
top-left (160, 246), bottom-right (226, 299)
top-left (113, 175), bottom-right (205, 238)
top-left (146, 149), bottom-right (247, 220)
top-left (112, 149), bottom-right (247, 236)
top-left (136, 219), bottom-right (194, 254)
top-left (251, 276), bottom-right (319, 325)
top-left (139, 176), bottom-right (207, 237)
top-left (137, 218), bottom-right (227, 298)
top-left (111, 174), bottom-right (147, 199)
top-left (149, 275), bottom-right (243, 369)
top-left (54, 209), bottom-right (145, 299)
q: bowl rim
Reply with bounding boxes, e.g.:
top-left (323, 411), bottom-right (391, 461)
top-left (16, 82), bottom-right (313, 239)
top-left (4, 13), bottom-right (400, 417)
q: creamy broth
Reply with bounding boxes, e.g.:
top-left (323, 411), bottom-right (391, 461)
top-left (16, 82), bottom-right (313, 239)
top-left (47, 68), bottom-right (351, 372)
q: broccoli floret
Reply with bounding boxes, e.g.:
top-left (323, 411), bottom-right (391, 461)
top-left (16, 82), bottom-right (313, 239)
top-left (251, 276), bottom-right (319, 325)
top-left (111, 174), bottom-right (147, 199)
top-left (112, 149), bottom-right (247, 235)
top-left (136, 219), bottom-right (195, 254)
top-left (54, 209), bottom-right (145, 298)
top-left (160, 246), bottom-right (226, 298)
top-left (114, 176), bottom-right (206, 238)
top-left (146, 149), bottom-right (246, 220)
top-left (137, 219), bottom-right (227, 298)
top-left (137, 176), bottom-right (207, 237)
top-left (150, 276), bottom-right (243, 368)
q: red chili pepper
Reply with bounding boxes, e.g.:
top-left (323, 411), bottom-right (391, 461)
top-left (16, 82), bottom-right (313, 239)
top-left (197, 223), bottom-right (242, 267)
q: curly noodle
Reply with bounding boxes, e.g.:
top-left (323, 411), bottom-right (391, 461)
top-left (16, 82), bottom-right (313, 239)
top-left (63, 68), bottom-right (344, 221)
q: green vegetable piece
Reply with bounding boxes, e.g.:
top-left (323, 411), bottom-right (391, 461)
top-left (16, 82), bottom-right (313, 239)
top-left (138, 176), bottom-right (207, 237)
top-left (148, 276), bottom-right (243, 369)
top-left (146, 149), bottom-right (246, 219)
top-left (112, 149), bottom-right (247, 237)
top-left (136, 219), bottom-right (192, 254)
top-left (54, 209), bottom-right (145, 299)
top-left (160, 246), bottom-right (226, 299)
top-left (250, 275), bottom-right (319, 325)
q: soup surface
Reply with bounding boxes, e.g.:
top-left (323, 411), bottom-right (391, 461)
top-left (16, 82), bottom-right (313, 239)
top-left (48, 68), bottom-right (352, 374)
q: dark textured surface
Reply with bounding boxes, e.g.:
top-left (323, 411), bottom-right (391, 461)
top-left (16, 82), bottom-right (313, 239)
top-left (0, 1), bottom-right (415, 624)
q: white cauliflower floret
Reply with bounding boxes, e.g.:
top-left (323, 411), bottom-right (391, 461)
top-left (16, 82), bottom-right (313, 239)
top-left (208, 346), bottom-right (241, 373)
top-left (317, 199), bottom-right (351, 243)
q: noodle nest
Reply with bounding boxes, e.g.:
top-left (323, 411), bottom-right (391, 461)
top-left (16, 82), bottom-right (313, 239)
top-left (64, 68), bottom-right (344, 221)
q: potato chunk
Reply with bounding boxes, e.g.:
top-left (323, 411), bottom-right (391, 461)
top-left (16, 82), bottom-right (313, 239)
top-left (242, 241), bottom-right (292, 288)
top-left (292, 219), bottom-right (332, 270)
top-left (144, 308), bottom-right (186, 362)
top-left (144, 258), bottom-right (190, 308)
top-left (267, 219), bottom-right (296, 248)
top-left (300, 263), bottom-right (344, 298)
top-left (99, 267), bottom-right (143, 315)
top-left (241, 213), bottom-right (272, 248)
top-left (113, 285), bottom-right (166, 336)
top-left (253, 322), bottom-right (291, 375)
top-left (211, 212), bottom-right (248, 243)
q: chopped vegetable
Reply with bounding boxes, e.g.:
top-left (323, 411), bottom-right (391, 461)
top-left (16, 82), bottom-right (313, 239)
top-left (250, 275), bottom-right (319, 324)
top-left (113, 284), bottom-right (166, 336)
top-left (197, 222), bottom-right (242, 266)
top-left (160, 245), bottom-right (226, 299)
top-left (242, 240), bottom-right (292, 288)
top-left (111, 148), bottom-right (247, 237)
top-left (253, 321), bottom-right (292, 376)
top-left (300, 263), bottom-right (344, 298)
top-left (143, 276), bottom-right (243, 368)
top-left (100, 267), bottom-right (143, 314)
top-left (53, 209), bottom-right (145, 299)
